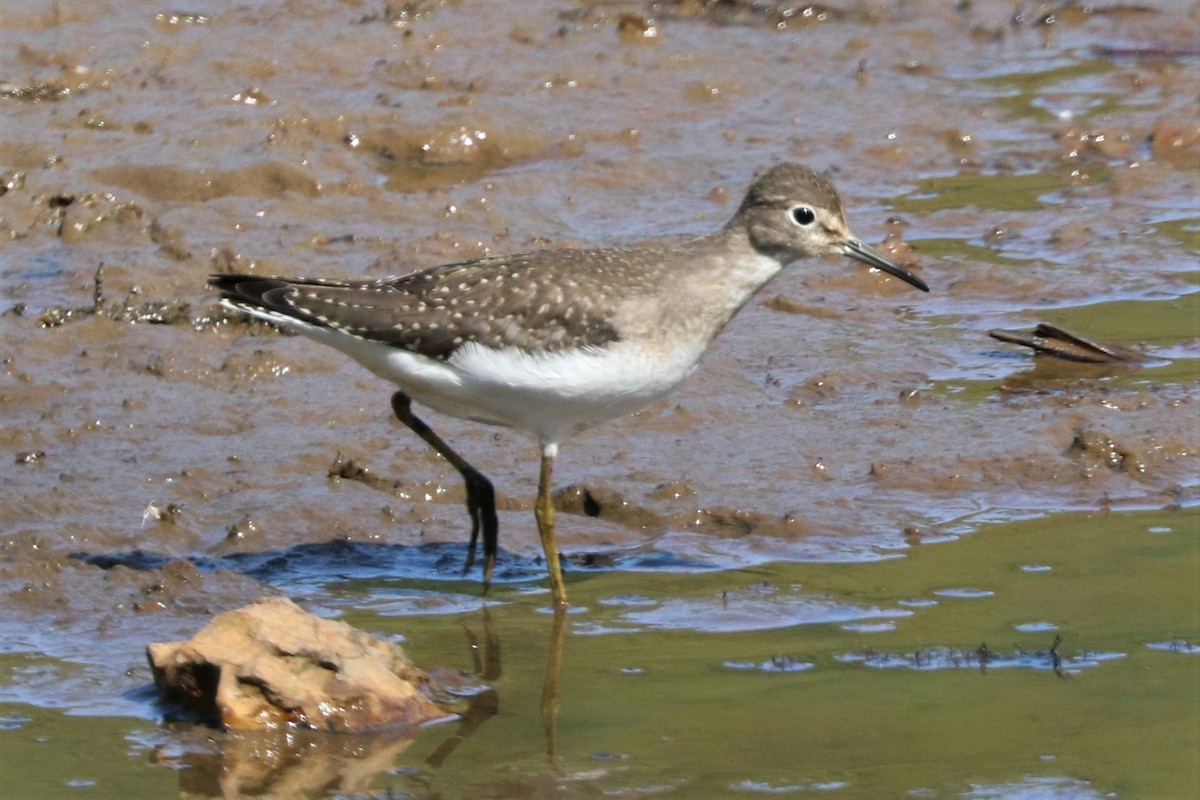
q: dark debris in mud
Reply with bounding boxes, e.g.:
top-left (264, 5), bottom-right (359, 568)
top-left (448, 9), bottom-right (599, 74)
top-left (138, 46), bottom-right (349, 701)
top-left (14, 449), bottom-right (45, 466)
top-left (356, 0), bottom-right (446, 27)
top-left (0, 81), bottom-right (71, 102)
top-left (553, 482), bottom-right (673, 532)
top-left (328, 452), bottom-right (404, 493)
top-left (33, 263), bottom-right (194, 329)
top-left (561, 0), bottom-right (1167, 38)
top-left (1068, 428), bottom-right (1147, 474)
top-left (0, 170), bottom-right (24, 195)
top-left (563, 1), bottom-right (849, 31)
top-left (723, 655), bottom-right (815, 673)
top-left (838, 635), bottom-right (1123, 676)
top-left (989, 323), bottom-right (1158, 364)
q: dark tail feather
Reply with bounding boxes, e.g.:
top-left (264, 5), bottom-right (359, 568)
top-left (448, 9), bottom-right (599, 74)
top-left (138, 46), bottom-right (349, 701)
top-left (208, 274), bottom-right (323, 326)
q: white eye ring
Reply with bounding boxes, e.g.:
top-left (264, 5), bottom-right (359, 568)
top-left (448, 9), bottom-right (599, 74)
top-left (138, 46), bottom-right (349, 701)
top-left (790, 205), bottom-right (816, 227)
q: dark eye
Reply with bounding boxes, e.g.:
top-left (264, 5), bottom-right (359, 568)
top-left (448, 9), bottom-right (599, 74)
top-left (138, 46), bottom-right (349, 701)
top-left (790, 205), bottom-right (816, 226)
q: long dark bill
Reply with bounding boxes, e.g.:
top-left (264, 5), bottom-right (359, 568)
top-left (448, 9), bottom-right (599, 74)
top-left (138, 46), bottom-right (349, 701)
top-left (841, 238), bottom-right (930, 292)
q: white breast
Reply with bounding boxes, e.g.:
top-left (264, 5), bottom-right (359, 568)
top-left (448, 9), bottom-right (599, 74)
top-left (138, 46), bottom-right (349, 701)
top-left (389, 338), bottom-right (704, 446)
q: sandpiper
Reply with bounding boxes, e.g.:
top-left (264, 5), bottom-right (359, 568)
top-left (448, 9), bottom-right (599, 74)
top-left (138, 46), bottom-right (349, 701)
top-left (211, 162), bottom-right (928, 606)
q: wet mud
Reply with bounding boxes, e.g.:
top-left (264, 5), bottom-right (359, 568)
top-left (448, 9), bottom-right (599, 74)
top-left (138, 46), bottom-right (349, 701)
top-left (0, 0), bottom-right (1197, 797)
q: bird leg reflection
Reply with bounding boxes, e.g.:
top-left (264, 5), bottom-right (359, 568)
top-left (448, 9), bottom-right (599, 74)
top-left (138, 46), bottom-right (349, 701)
top-left (423, 605), bottom-right (567, 769)
top-left (541, 603), bottom-right (567, 762)
top-left (425, 608), bottom-right (501, 769)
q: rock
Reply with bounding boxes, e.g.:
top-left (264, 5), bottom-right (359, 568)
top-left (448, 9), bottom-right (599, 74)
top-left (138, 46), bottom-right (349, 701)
top-left (147, 596), bottom-right (448, 733)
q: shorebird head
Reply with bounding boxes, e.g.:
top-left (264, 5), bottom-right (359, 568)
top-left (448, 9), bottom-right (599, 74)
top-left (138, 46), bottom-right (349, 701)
top-left (734, 163), bottom-right (929, 292)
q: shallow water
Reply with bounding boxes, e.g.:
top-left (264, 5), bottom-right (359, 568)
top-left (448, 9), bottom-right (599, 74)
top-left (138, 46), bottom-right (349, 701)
top-left (1, 0), bottom-right (1198, 797)
top-left (2, 507), bottom-right (1198, 798)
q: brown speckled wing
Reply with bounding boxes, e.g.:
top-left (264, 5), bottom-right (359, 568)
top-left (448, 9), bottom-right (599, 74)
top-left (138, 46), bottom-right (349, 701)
top-left (211, 251), bottom-right (626, 360)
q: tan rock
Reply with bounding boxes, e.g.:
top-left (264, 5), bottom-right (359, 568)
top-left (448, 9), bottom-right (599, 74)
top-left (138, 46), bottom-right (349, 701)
top-left (147, 596), bottom-right (447, 733)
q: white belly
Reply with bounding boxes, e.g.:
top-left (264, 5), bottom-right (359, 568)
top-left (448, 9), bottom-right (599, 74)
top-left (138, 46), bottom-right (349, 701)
top-left (388, 339), bottom-right (700, 445)
top-left (290, 319), bottom-right (702, 447)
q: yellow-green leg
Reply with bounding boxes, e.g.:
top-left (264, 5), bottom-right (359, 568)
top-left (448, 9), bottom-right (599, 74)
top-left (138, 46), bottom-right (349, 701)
top-left (535, 448), bottom-right (567, 607)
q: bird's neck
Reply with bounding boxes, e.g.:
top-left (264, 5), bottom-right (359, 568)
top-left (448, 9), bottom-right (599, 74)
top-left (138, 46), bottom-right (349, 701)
top-left (620, 229), bottom-right (785, 351)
